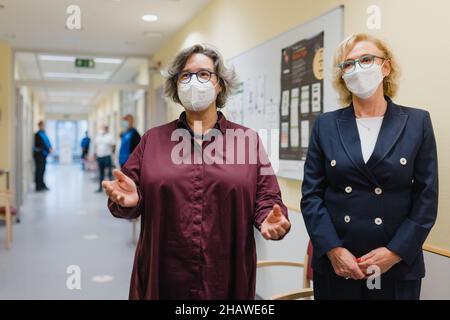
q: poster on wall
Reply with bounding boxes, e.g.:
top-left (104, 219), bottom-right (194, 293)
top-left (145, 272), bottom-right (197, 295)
top-left (279, 31), bottom-right (324, 161)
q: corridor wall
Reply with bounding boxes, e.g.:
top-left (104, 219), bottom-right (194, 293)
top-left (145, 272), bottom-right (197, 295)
top-left (149, 0), bottom-right (450, 260)
top-left (146, 0), bottom-right (450, 297)
top-left (0, 41), bottom-right (12, 196)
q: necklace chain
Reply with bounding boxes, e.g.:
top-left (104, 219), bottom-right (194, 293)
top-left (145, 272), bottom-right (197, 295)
top-left (356, 117), bottom-right (383, 131)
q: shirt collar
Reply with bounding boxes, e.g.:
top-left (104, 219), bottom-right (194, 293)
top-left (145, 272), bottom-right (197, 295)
top-left (176, 111), bottom-right (228, 135)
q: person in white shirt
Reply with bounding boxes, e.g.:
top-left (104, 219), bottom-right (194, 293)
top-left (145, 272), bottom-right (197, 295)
top-left (94, 125), bottom-right (115, 192)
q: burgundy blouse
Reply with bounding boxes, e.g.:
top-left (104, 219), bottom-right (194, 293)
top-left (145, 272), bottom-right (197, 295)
top-left (108, 111), bottom-right (288, 300)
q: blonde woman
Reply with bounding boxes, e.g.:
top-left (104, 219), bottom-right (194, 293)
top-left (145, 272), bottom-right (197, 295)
top-left (301, 34), bottom-right (438, 300)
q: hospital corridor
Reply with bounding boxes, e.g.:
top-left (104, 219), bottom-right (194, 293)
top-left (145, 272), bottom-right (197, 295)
top-left (1, 0), bottom-right (450, 307)
top-left (0, 164), bottom-right (135, 299)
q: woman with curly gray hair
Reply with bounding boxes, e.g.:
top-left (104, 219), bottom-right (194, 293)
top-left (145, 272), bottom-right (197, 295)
top-left (103, 44), bottom-right (291, 300)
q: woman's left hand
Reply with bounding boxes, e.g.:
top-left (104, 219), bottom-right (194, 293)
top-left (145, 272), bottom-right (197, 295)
top-left (357, 247), bottom-right (402, 276)
top-left (260, 204), bottom-right (291, 240)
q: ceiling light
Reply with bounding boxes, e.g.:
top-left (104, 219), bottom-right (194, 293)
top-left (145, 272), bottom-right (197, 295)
top-left (40, 55), bottom-right (122, 64)
top-left (142, 14), bottom-right (158, 22)
top-left (48, 91), bottom-right (93, 98)
top-left (94, 57), bottom-right (123, 64)
top-left (44, 72), bottom-right (111, 80)
top-left (39, 55), bottom-right (75, 62)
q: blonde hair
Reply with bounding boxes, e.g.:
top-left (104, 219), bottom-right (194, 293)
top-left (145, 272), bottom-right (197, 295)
top-left (332, 33), bottom-right (401, 106)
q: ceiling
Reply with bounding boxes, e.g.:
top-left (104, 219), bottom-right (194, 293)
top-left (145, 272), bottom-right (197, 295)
top-left (0, 0), bottom-right (211, 56)
top-left (15, 52), bottom-right (150, 114)
top-left (2, 0), bottom-right (212, 115)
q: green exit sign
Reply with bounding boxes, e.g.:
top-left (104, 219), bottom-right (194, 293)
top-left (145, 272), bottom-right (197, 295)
top-left (75, 58), bottom-right (95, 68)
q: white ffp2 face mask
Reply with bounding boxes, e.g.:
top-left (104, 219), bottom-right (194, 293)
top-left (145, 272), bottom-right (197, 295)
top-left (177, 78), bottom-right (217, 112)
top-left (342, 63), bottom-right (385, 100)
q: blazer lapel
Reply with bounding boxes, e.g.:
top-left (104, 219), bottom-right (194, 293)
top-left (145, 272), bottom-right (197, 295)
top-left (366, 98), bottom-right (408, 169)
top-left (337, 107), bottom-right (378, 185)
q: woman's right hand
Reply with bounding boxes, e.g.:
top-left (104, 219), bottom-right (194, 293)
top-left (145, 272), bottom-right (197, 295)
top-left (102, 169), bottom-right (139, 208)
top-left (327, 247), bottom-right (365, 280)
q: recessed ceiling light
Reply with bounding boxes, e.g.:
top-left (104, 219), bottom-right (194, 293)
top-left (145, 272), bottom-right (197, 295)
top-left (142, 14), bottom-right (158, 22)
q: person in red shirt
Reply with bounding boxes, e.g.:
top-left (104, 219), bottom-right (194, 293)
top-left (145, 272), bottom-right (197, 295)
top-left (102, 44), bottom-right (291, 300)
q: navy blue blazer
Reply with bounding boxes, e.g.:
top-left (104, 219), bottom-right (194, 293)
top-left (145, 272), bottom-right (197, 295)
top-left (301, 97), bottom-right (438, 280)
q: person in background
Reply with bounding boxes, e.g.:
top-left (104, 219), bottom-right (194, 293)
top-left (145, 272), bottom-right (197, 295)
top-left (118, 114), bottom-right (141, 168)
top-left (80, 131), bottom-right (91, 171)
top-left (33, 121), bottom-right (53, 192)
top-left (94, 125), bottom-right (115, 193)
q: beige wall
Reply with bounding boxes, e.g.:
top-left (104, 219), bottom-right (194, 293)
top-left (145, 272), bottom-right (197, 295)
top-left (12, 55), bottom-right (46, 198)
top-left (88, 90), bottom-right (121, 159)
top-left (150, 0), bottom-right (450, 251)
top-left (0, 41), bottom-right (12, 194)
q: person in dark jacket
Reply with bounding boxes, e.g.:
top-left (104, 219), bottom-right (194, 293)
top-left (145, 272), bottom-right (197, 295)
top-left (301, 34), bottom-right (438, 300)
top-left (118, 114), bottom-right (141, 168)
top-left (33, 121), bottom-right (53, 191)
top-left (80, 131), bottom-right (91, 171)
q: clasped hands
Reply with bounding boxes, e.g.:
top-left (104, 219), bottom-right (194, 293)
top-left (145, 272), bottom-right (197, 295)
top-left (327, 247), bottom-right (402, 280)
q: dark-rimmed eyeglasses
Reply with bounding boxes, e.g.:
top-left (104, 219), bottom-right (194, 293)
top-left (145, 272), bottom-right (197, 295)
top-left (338, 54), bottom-right (388, 75)
top-left (177, 70), bottom-right (217, 84)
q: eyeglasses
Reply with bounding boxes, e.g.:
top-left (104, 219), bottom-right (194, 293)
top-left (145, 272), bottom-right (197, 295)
top-left (338, 54), bottom-right (388, 74)
top-left (177, 70), bottom-right (217, 84)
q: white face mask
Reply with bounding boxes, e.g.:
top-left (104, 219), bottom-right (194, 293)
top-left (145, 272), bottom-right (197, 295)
top-left (177, 77), bottom-right (217, 112)
top-left (342, 63), bottom-right (385, 100)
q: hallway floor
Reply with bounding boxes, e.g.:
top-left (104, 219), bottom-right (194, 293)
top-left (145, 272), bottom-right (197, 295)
top-left (0, 164), bottom-right (136, 299)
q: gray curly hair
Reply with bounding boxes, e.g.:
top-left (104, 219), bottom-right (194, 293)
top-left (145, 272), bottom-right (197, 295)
top-left (163, 44), bottom-right (238, 109)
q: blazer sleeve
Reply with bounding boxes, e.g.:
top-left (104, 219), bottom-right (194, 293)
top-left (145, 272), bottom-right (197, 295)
top-left (301, 116), bottom-right (343, 258)
top-left (387, 112), bottom-right (439, 265)
top-left (108, 132), bottom-right (148, 220)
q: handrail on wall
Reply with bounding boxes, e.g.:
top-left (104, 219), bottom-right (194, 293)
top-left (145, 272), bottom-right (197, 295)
top-left (423, 244), bottom-right (450, 258)
top-left (287, 206), bottom-right (450, 259)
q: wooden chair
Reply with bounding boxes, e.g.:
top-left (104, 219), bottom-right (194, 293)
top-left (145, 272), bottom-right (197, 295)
top-left (0, 190), bottom-right (14, 249)
top-left (257, 241), bottom-right (314, 300)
